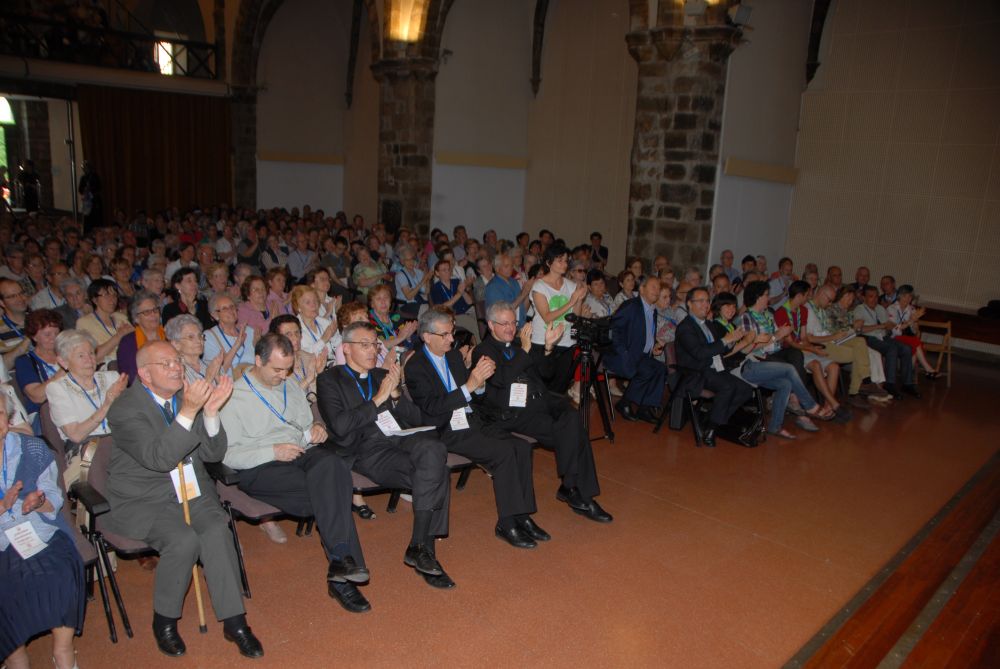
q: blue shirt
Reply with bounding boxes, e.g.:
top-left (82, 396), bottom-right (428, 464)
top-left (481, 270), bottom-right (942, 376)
top-left (423, 348), bottom-right (473, 409)
top-left (0, 433), bottom-right (63, 552)
top-left (430, 279), bottom-right (471, 315)
top-left (642, 300), bottom-right (655, 354)
top-left (485, 275), bottom-right (526, 327)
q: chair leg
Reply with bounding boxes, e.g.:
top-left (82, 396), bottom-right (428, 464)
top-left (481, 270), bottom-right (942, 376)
top-left (224, 502), bottom-right (251, 599)
top-left (304, 518), bottom-right (315, 536)
top-left (687, 394), bottom-right (704, 445)
top-left (91, 558), bottom-right (117, 643)
top-left (96, 534), bottom-right (133, 639)
top-left (296, 520), bottom-right (307, 536)
top-left (456, 467), bottom-right (472, 490)
top-left (387, 490), bottom-right (400, 513)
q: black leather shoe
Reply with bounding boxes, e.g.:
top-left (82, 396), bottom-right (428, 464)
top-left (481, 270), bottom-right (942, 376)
top-left (700, 428), bottom-right (716, 448)
top-left (884, 383), bottom-right (903, 400)
top-left (616, 400), bottom-right (640, 422)
top-left (494, 523), bottom-right (537, 549)
top-left (153, 622), bottom-right (186, 657)
top-left (224, 626), bottom-right (264, 659)
top-left (352, 503), bottom-right (377, 520)
top-left (556, 485), bottom-right (590, 511)
top-left (573, 498), bottom-right (613, 523)
top-left (517, 516), bottom-right (551, 542)
top-left (328, 581), bottom-right (372, 613)
top-left (903, 384), bottom-right (921, 398)
top-left (421, 569), bottom-right (456, 589)
top-left (638, 406), bottom-right (661, 424)
top-left (327, 555), bottom-right (370, 584)
top-left (404, 544), bottom-right (444, 576)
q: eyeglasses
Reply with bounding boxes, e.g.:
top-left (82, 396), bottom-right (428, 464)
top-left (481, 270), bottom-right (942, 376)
top-left (344, 340), bottom-right (380, 350)
top-left (214, 304), bottom-right (237, 313)
top-left (181, 334), bottom-right (206, 342)
top-left (136, 307), bottom-right (160, 317)
top-left (426, 329), bottom-right (455, 339)
top-left (144, 358), bottom-right (183, 370)
top-left (490, 320), bottom-right (517, 328)
top-left (1, 291), bottom-right (24, 300)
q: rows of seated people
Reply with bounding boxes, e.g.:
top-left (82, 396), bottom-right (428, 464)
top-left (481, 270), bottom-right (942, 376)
top-left (0, 208), bottom-right (941, 665)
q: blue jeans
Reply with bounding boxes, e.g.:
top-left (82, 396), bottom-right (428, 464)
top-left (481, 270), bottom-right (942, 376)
top-left (739, 360), bottom-right (818, 433)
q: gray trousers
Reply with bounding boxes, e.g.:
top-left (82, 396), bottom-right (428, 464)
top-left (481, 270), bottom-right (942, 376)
top-left (142, 497), bottom-right (244, 621)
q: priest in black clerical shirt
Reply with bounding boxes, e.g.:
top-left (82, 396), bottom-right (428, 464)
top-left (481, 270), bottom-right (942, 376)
top-left (471, 301), bottom-right (612, 523)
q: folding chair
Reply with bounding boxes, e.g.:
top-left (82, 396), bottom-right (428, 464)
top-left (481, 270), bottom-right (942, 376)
top-left (918, 319), bottom-right (953, 388)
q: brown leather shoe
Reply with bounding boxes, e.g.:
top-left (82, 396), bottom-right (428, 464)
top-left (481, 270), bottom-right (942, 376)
top-left (138, 556), bottom-right (159, 571)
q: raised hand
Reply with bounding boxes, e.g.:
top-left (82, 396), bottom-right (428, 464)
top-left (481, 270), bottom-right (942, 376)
top-left (467, 355), bottom-right (496, 391)
top-left (206, 354), bottom-right (224, 381)
top-left (2, 481), bottom-right (22, 514)
top-left (519, 322), bottom-right (532, 350)
top-left (460, 344), bottom-right (473, 369)
top-left (203, 374), bottom-right (234, 416)
top-left (105, 374), bottom-right (129, 405)
top-left (180, 379), bottom-right (213, 418)
top-left (544, 322), bottom-right (565, 349)
top-left (236, 323), bottom-right (247, 346)
top-left (723, 326), bottom-right (746, 345)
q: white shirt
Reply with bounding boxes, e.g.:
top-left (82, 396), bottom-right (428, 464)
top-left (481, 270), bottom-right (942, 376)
top-left (531, 278), bottom-right (578, 347)
top-left (298, 315), bottom-right (338, 361)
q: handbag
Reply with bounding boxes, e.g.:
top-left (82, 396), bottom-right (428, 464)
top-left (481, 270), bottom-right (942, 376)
top-left (62, 437), bottom-right (99, 489)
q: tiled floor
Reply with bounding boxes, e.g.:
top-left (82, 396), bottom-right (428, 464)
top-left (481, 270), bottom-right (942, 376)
top-left (27, 359), bottom-right (999, 668)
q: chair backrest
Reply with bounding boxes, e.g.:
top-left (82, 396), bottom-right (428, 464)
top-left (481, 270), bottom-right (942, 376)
top-left (38, 403), bottom-right (67, 480)
top-left (918, 320), bottom-right (952, 349)
top-left (86, 437), bottom-right (114, 497)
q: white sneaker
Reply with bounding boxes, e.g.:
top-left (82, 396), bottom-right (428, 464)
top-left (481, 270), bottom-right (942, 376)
top-left (260, 521), bottom-right (288, 544)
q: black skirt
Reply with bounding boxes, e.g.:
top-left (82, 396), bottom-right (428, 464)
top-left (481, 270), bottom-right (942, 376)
top-left (0, 530), bottom-right (86, 659)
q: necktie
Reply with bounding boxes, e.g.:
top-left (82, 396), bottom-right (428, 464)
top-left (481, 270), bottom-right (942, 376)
top-left (163, 400), bottom-right (174, 423)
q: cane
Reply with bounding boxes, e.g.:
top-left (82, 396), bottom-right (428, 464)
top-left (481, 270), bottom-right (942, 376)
top-left (177, 462), bottom-right (209, 634)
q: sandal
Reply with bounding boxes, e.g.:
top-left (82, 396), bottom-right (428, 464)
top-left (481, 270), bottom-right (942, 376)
top-left (794, 415), bottom-right (820, 432)
top-left (923, 371), bottom-right (939, 380)
top-left (767, 428), bottom-right (797, 440)
top-left (352, 504), bottom-right (377, 520)
top-left (807, 404), bottom-right (836, 421)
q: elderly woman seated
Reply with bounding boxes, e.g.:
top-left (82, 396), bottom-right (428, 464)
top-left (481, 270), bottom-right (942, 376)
top-left (203, 294), bottom-right (255, 379)
top-left (14, 309), bottom-right (64, 428)
top-left (46, 329), bottom-right (127, 447)
top-left (165, 314), bottom-right (224, 385)
top-left (116, 290), bottom-right (165, 384)
top-left (0, 394), bottom-right (87, 669)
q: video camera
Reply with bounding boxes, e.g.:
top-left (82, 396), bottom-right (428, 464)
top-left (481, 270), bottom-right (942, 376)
top-left (565, 313), bottom-right (613, 350)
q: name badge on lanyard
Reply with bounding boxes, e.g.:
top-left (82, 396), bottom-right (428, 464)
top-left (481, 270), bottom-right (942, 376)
top-left (376, 410), bottom-right (403, 435)
top-left (4, 522), bottom-right (47, 559)
top-left (169, 459), bottom-right (202, 504)
top-left (449, 408), bottom-right (470, 431)
top-left (509, 383), bottom-right (528, 408)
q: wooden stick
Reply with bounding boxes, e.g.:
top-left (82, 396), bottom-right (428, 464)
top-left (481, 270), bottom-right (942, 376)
top-left (177, 462), bottom-right (208, 634)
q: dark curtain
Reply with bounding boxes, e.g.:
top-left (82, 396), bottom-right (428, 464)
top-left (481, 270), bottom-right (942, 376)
top-left (77, 85), bottom-right (231, 224)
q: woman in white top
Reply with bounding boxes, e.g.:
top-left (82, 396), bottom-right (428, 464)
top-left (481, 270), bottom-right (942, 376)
top-left (530, 242), bottom-right (588, 393)
top-left (165, 314), bottom-right (223, 384)
top-left (292, 285), bottom-right (338, 363)
top-left (306, 267), bottom-right (340, 321)
top-left (46, 329), bottom-right (127, 443)
top-left (204, 293), bottom-right (255, 378)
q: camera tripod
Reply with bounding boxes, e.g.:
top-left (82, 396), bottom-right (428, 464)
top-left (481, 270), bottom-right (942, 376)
top-left (573, 343), bottom-right (614, 443)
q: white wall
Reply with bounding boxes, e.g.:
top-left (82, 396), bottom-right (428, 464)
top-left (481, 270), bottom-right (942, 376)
top-left (708, 0), bottom-right (812, 269)
top-left (430, 161), bottom-right (526, 241)
top-left (256, 160), bottom-right (344, 214)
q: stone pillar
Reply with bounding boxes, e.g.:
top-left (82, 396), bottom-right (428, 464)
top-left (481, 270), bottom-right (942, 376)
top-left (625, 1), bottom-right (741, 271)
top-left (372, 58), bottom-right (436, 236)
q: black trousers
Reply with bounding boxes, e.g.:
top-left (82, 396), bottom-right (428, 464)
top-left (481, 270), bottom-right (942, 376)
top-left (489, 402), bottom-right (601, 500)
top-left (236, 446), bottom-right (365, 566)
top-left (530, 343), bottom-right (576, 393)
top-left (622, 356), bottom-right (668, 407)
top-left (702, 369), bottom-right (754, 427)
top-left (865, 336), bottom-right (913, 385)
top-left (354, 434), bottom-right (451, 537)
top-left (441, 422), bottom-right (536, 519)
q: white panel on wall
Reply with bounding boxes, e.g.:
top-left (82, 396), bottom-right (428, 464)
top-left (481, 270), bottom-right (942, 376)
top-left (710, 174), bottom-right (794, 268)
top-left (430, 162), bottom-right (526, 243)
top-left (256, 160), bottom-right (344, 214)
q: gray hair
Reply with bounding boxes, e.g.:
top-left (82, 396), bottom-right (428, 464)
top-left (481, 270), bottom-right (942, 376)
top-left (486, 301), bottom-right (516, 322)
top-left (493, 253), bottom-right (512, 271)
top-left (418, 306), bottom-right (454, 336)
top-left (55, 329), bottom-right (96, 360)
top-left (141, 267), bottom-right (164, 282)
top-left (59, 277), bottom-right (87, 294)
top-left (343, 320), bottom-right (376, 342)
top-left (164, 314), bottom-right (202, 341)
top-left (129, 290), bottom-right (161, 321)
top-left (207, 292), bottom-right (234, 313)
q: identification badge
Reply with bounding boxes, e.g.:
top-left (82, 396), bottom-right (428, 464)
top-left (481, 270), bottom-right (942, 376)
top-left (169, 461), bottom-right (202, 504)
top-left (376, 410), bottom-right (403, 436)
top-left (711, 354), bottom-right (725, 372)
top-left (449, 408), bottom-right (470, 431)
top-left (5, 521), bottom-right (47, 560)
top-left (509, 383), bottom-right (528, 408)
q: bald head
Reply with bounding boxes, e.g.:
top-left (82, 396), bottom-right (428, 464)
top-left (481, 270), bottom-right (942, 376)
top-left (136, 340), bottom-right (175, 368)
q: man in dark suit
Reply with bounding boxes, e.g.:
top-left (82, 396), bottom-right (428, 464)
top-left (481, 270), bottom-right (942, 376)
top-left (472, 302), bottom-right (611, 523)
top-left (316, 322), bottom-right (454, 589)
top-left (603, 276), bottom-right (668, 422)
top-left (405, 306), bottom-right (545, 550)
top-left (105, 341), bottom-right (263, 659)
top-left (674, 287), bottom-right (753, 447)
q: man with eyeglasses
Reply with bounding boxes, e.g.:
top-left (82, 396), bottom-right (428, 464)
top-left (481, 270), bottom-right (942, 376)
top-left (105, 341), bottom-right (265, 659)
top-left (675, 286), bottom-right (754, 447)
top-left (472, 302), bottom-right (612, 523)
top-left (316, 321), bottom-right (454, 589)
top-left (220, 333), bottom-right (370, 610)
top-left (406, 306), bottom-right (546, 550)
top-left (0, 278), bottom-right (31, 367)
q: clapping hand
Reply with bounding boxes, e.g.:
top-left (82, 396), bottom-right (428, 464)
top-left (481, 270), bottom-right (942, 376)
top-left (104, 374), bottom-right (129, 405)
top-left (466, 355), bottom-right (496, 391)
top-left (545, 322), bottom-right (565, 349)
top-left (722, 326), bottom-right (747, 345)
top-left (571, 283), bottom-right (588, 305)
top-left (519, 323), bottom-right (533, 351)
top-left (460, 344), bottom-right (473, 369)
top-left (21, 489), bottom-right (46, 515)
top-left (203, 374), bottom-right (234, 416)
top-left (399, 320), bottom-right (418, 339)
top-left (2, 481), bottom-right (22, 514)
top-left (775, 324), bottom-right (793, 340)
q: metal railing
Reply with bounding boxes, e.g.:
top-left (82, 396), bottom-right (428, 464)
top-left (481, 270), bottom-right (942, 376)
top-left (0, 11), bottom-right (217, 79)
